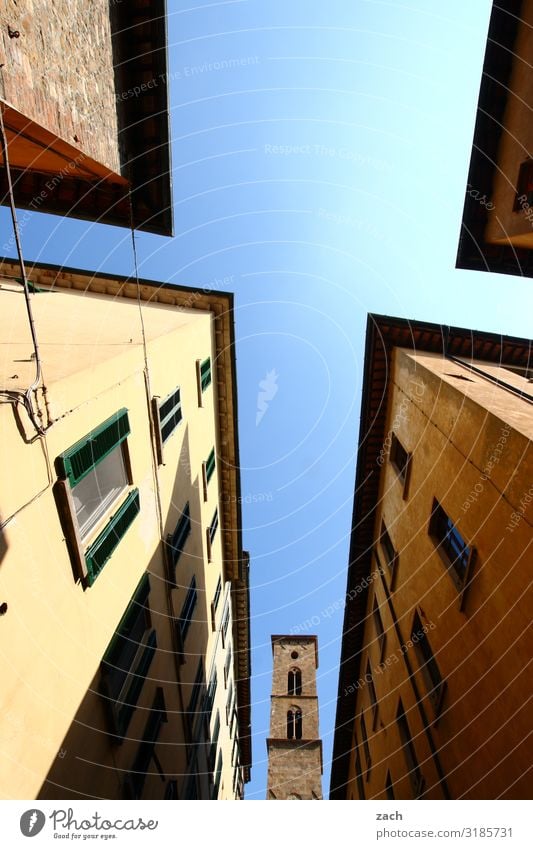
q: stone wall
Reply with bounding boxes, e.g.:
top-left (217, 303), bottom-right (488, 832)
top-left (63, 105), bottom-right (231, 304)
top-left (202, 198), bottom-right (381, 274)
top-left (267, 742), bottom-right (323, 800)
top-left (0, 0), bottom-right (120, 173)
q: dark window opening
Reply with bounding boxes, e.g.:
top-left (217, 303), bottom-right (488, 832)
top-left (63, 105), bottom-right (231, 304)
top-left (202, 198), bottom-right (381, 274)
top-left (287, 708), bottom-right (303, 740)
top-left (389, 433), bottom-right (411, 491)
top-left (288, 667), bottom-right (302, 696)
top-left (429, 498), bottom-right (474, 591)
top-left (366, 661), bottom-right (379, 730)
top-left (360, 711), bottom-right (371, 777)
top-left (373, 599), bottom-right (387, 663)
top-left (354, 746), bottom-right (365, 800)
top-left (397, 700), bottom-right (424, 798)
top-left (411, 611), bottom-right (445, 713)
top-left (379, 520), bottom-right (398, 587)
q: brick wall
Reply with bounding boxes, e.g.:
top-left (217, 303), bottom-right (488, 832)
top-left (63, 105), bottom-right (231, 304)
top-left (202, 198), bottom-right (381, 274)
top-left (0, 0), bottom-right (120, 173)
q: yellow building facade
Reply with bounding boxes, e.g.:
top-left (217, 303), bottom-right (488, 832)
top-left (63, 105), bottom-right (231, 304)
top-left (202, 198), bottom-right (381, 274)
top-left (331, 315), bottom-right (532, 800)
top-left (0, 257), bottom-right (250, 799)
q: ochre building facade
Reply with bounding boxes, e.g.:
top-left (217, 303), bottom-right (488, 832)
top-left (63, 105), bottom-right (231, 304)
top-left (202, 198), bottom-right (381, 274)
top-left (331, 315), bottom-right (532, 800)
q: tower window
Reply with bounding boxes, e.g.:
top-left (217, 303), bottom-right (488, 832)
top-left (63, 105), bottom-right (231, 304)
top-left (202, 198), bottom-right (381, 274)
top-left (288, 667), bottom-right (302, 696)
top-left (287, 707), bottom-right (303, 740)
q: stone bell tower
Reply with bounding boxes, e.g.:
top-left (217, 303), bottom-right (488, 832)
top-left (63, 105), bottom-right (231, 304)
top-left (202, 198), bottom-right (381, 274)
top-left (266, 635), bottom-right (323, 799)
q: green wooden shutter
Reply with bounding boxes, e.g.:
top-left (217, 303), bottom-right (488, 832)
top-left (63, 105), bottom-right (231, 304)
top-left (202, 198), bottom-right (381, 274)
top-left (57, 409), bottom-right (130, 486)
top-left (205, 447), bottom-right (216, 482)
top-left (85, 488), bottom-right (140, 585)
top-left (200, 357), bottom-right (212, 391)
top-left (103, 572), bottom-right (151, 668)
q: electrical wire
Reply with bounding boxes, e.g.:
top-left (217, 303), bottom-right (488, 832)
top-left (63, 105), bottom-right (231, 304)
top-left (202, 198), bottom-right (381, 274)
top-left (0, 103), bottom-right (45, 435)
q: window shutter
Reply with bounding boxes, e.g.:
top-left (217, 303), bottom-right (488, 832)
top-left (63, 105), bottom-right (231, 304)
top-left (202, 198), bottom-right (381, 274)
top-left (103, 572), bottom-right (151, 668)
top-left (57, 409), bottom-right (130, 486)
top-left (200, 357), bottom-right (212, 391)
top-left (206, 448), bottom-right (216, 482)
top-left (85, 488), bottom-right (140, 586)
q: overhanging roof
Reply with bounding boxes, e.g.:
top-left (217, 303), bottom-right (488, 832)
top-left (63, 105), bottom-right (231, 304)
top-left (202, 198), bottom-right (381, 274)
top-left (456, 0), bottom-right (533, 276)
top-left (329, 313), bottom-right (532, 799)
top-left (0, 0), bottom-right (172, 236)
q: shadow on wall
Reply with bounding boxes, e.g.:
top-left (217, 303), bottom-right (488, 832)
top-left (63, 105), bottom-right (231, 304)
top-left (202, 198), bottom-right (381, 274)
top-left (0, 520), bottom-right (7, 566)
top-left (38, 426), bottom-right (212, 800)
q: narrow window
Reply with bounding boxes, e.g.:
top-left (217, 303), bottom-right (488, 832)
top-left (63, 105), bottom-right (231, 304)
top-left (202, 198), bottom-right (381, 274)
top-left (178, 576), bottom-right (197, 644)
top-left (354, 747), bottom-right (365, 800)
top-left (100, 572), bottom-right (156, 737)
top-left (428, 498), bottom-right (475, 594)
top-left (360, 712), bottom-right (371, 777)
top-left (411, 611), bottom-right (445, 713)
top-left (209, 710), bottom-right (220, 772)
top-left (294, 709), bottom-right (303, 739)
top-left (211, 575), bottom-right (222, 630)
top-left (373, 599), bottom-right (387, 663)
top-left (366, 661), bottom-right (379, 730)
top-left (224, 644), bottom-right (232, 687)
top-left (389, 433), bottom-right (412, 496)
top-left (379, 520), bottom-right (398, 588)
top-left (396, 700), bottom-right (424, 798)
top-left (204, 668), bottom-right (217, 720)
top-left (206, 447), bottom-right (216, 482)
top-left (126, 687), bottom-right (167, 799)
top-left (206, 508), bottom-right (219, 562)
top-left (287, 707), bottom-right (302, 740)
top-left (287, 710), bottom-right (294, 739)
top-left (212, 750), bottom-right (223, 799)
top-left (187, 658), bottom-right (204, 716)
top-left (196, 357), bottom-right (212, 405)
top-left (202, 447), bottom-right (216, 501)
top-left (221, 604), bottom-right (230, 647)
top-left (167, 503), bottom-right (191, 572)
top-left (288, 667), bottom-right (302, 696)
top-left (153, 386), bottom-right (182, 463)
top-left (226, 678), bottom-right (234, 724)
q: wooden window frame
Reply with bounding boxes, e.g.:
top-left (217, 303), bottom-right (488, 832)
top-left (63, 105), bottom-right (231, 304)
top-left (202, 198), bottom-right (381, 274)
top-left (428, 498), bottom-right (476, 607)
top-left (152, 386), bottom-right (182, 465)
top-left (54, 409), bottom-right (139, 587)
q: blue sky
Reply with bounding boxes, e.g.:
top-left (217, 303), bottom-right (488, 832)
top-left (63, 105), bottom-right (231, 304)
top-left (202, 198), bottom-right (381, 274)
top-left (3, 0), bottom-right (533, 800)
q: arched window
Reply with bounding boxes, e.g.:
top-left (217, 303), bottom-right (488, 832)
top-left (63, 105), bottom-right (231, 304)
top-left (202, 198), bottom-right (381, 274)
top-left (287, 667), bottom-right (302, 696)
top-left (295, 708), bottom-right (303, 739)
top-left (287, 707), bottom-right (303, 740)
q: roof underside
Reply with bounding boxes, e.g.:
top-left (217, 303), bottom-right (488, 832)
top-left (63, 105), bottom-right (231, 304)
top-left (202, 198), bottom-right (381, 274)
top-left (456, 0), bottom-right (533, 276)
top-left (0, 0), bottom-right (172, 236)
